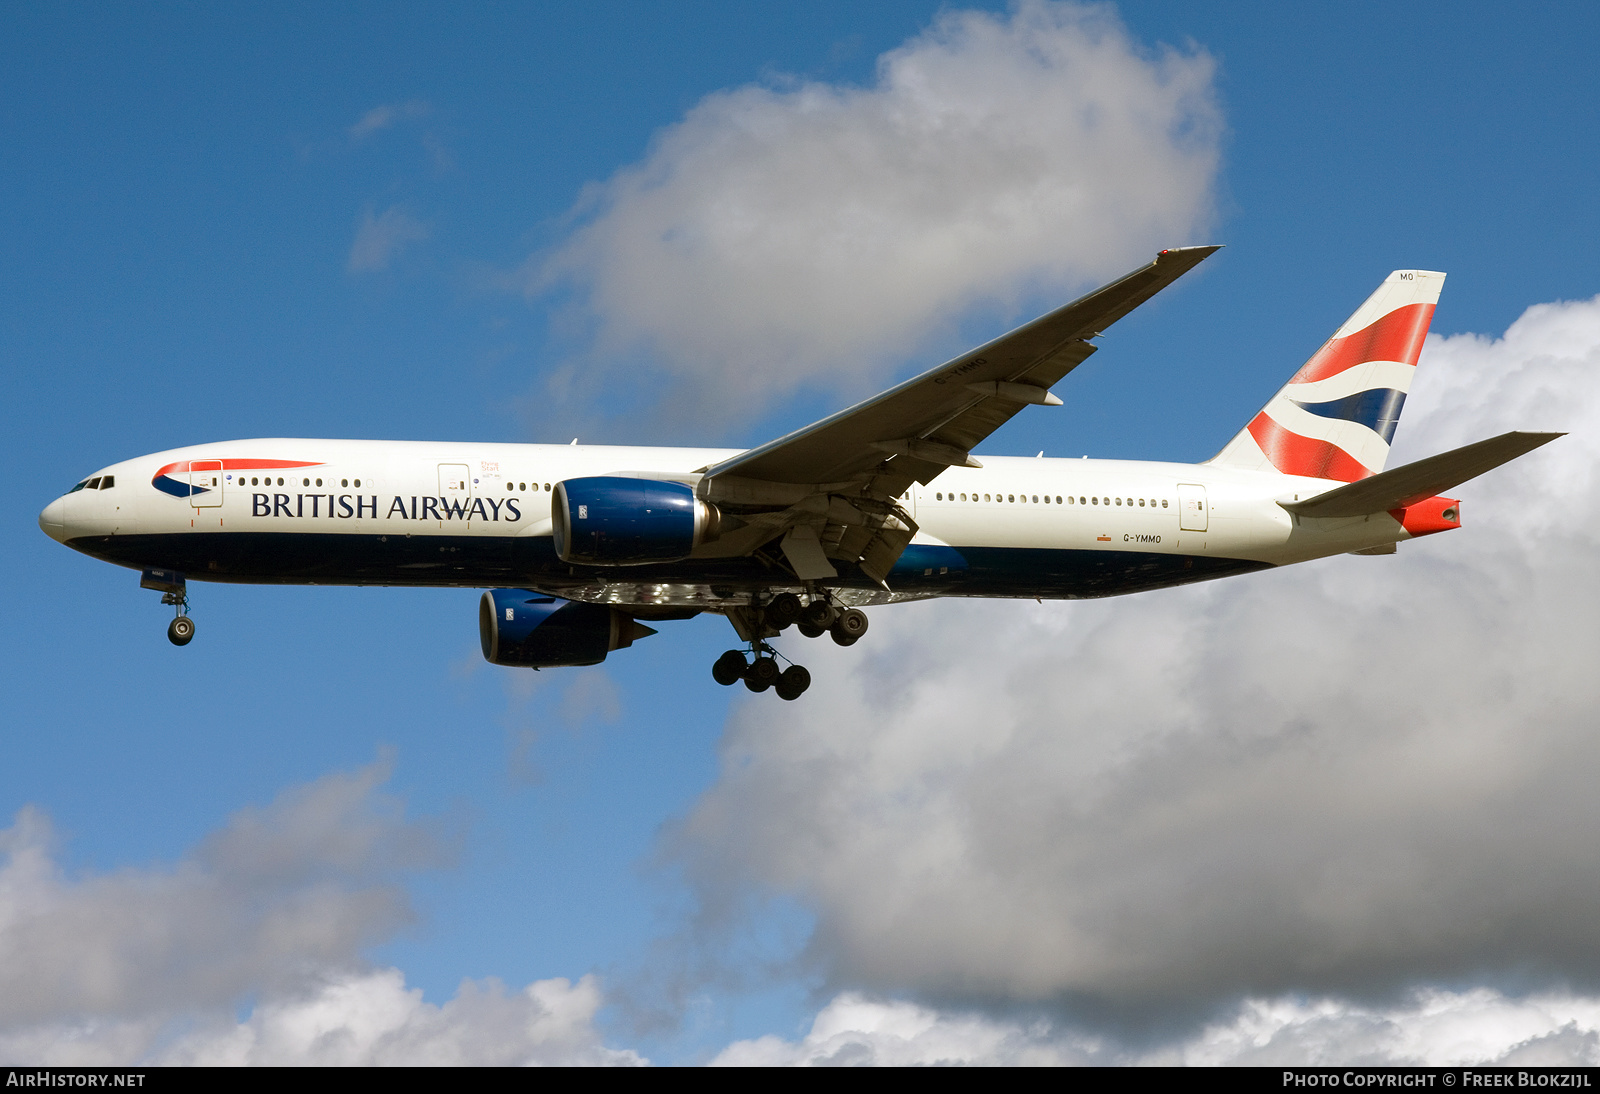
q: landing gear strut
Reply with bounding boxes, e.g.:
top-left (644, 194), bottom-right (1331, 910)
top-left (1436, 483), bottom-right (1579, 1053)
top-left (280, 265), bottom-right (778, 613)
top-left (163, 592), bottom-right (194, 646)
top-left (711, 642), bottom-right (810, 700)
top-left (142, 569), bottom-right (194, 647)
top-left (709, 594), bottom-right (868, 699)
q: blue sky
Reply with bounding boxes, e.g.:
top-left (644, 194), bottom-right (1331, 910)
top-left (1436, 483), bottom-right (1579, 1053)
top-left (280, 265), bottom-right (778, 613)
top-left (6, 1), bottom-right (1600, 1065)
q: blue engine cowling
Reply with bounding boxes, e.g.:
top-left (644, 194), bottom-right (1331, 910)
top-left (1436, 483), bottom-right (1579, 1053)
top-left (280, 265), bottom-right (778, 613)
top-left (551, 477), bottom-right (718, 565)
top-left (479, 589), bottom-right (657, 668)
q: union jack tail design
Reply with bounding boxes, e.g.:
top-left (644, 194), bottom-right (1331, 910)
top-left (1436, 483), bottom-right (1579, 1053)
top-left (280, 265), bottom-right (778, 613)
top-left (1209, 270), bottom-right (1445, 482)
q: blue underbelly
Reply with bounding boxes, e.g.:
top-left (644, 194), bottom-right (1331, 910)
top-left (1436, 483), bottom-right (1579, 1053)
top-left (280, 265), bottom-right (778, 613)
top-left (66, 531), bottom-right (1270, 599)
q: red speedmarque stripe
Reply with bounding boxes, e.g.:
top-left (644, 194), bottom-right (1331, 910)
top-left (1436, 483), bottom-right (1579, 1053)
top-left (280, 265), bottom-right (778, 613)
top-left (1246, 413), bottom-right (1373, 482)
top-left (1289, 302), bottom-right (1436, 385)
top-left (153, 458), bottom-right (323, 478)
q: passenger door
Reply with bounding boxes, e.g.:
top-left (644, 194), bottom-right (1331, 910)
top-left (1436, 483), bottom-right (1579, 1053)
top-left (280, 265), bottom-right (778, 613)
top-left (438, 463), bottom-right (472, 522)
top-left (189, 460), bottom-right (223, 508)
top-left (1177, 483), bottom-right (1207, 532)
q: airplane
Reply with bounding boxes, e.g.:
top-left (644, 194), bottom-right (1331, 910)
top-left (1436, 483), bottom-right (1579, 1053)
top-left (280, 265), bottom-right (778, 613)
top-left (37, 247), bottom-right (1560, 700)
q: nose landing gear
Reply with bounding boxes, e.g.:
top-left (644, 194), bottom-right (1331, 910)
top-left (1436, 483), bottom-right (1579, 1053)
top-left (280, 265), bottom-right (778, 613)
top-left (166, 608), bottom-right (194, 646)
top-left (141, 568), bottom-right (194, 647)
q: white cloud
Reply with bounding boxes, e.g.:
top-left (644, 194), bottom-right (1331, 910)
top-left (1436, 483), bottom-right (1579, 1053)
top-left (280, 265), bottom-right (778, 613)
top-left (0, 763), bottom-right (430, 1027)
top-left (712, 989), bottom-right (1600, 1066)
top-left (537, 0), bottom-right (1219, 420)
top-left (0, 969), bottom-right (641, 1067)
top-left (0, 763), bottom-right (640, 1066)
top-left (348, 100), bottom-right (431, 141)
top-left (671, 294), bottom-right (1600, 1026)
top-left (347, 205), bottom-right (430, 273)
top-left (154, 970), bottom-right (642, 1066)
top-left (712, 993), bottom-right (1095, 1066)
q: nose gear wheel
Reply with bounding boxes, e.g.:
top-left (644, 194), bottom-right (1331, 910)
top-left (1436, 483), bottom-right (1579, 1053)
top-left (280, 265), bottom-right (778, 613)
top-left (160, 588), bottom-right (194, 647)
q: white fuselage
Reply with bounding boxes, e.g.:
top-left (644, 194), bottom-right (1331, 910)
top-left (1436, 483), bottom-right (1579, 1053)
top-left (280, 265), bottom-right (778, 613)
top-left (40, 438), bottom-right (1426, 608)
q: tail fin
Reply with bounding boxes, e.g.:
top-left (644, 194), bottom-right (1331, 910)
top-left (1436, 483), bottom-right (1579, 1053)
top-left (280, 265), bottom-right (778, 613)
top-left (1210, 270), bottom-right (1446, 481)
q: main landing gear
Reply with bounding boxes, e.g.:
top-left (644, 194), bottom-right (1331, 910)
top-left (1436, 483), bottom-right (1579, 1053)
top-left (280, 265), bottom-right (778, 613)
top-left (713, 645), bottom-right (811, 700)
top-left (711, 594), bottom-right (869, 699)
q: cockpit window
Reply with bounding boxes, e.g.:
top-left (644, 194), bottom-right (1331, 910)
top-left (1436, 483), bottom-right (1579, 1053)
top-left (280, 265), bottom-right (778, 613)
top-left (86, 478), bottom-right (101, 490)
top-left (68, 480), bottom-right (88, 493)
top-left (100, 475), bottom-right (114, 489)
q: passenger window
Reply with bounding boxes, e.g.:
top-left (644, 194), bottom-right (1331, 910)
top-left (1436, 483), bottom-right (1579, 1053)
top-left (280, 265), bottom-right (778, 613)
top-left (1067, 496), bottom-right (1074, 504)
top-left (1138, 498), bottom-right (1145, 506)
top-left (935, 492), bottom-right (942, 501)
top-left (1043, 495), bottom-right (1050, 504)
top-left (1032, 495), bottom-right (1038, 503)
top-left (545, 483), bottom-right (551, 491)
top-left (341, 479), bottom-right (348, 488)
top-left (1091, 497), bottom-right (1098, 505)
top-left (1162, 499), bottom-right (1168, 508)
top-left (1115, 498), bottom-right (1121, 506)
top-left (1055, 496), bottom-right (1061, 504)
top-left (354, 479), bottom-right (362, 488)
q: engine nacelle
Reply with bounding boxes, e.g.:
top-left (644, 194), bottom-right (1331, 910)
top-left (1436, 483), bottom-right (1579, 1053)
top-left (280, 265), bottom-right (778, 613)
top-left (479, 589), bottom-right (656, 668)
top-left (551, 477), bottom-right (718, 565)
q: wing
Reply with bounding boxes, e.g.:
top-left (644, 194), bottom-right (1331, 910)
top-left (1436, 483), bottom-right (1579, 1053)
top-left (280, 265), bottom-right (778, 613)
top-left (694, 245), bottom-right (1221, 584)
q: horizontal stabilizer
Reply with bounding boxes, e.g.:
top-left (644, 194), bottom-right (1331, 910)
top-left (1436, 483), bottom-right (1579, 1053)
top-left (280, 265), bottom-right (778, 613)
top-left (1283, 431), bottom-right (1563, 518)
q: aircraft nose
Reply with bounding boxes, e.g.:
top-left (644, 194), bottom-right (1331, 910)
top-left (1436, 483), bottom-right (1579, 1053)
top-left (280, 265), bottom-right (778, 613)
top-left (38, 497), bottom-right (67, 543)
